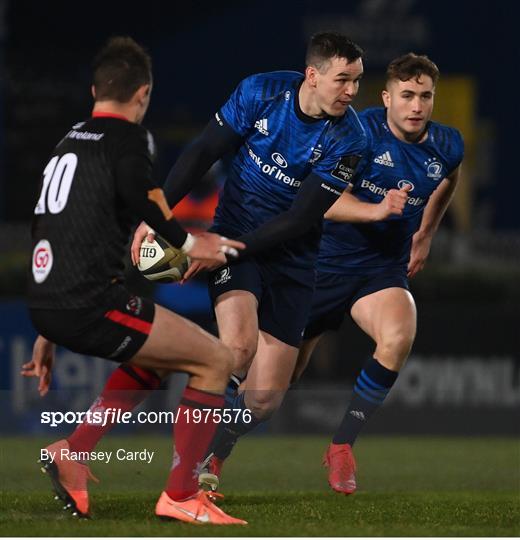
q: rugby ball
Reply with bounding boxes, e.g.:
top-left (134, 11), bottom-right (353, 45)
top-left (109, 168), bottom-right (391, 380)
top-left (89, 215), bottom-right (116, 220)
top-left (137, 234), bottom-right (190, 283)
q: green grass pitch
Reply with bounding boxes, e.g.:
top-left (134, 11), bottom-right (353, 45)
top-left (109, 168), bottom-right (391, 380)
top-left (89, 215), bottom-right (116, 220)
top-left (1, 435), bottom-right (519, 536)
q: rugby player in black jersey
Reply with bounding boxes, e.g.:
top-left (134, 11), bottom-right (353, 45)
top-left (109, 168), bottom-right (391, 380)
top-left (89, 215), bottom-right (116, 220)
top-left (23, 36), bottom-right (246, 525)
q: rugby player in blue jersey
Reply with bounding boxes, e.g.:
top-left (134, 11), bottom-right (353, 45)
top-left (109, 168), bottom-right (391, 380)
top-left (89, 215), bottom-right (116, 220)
top-left (197, 53), bottom-right (464, 496)
top-left (291, 53), bottom-right (465, 495)
top-left (131, 33), bottom-right (378, 458)
top-left (58, 32), bottom-right (396, 496)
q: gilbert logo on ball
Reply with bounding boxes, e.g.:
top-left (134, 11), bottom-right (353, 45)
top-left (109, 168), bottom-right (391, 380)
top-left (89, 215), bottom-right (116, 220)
top-left (137, 234), bottom-right (190, 283)
top-left (140, 245), bottom-right (157, 258)
top-left (32, 239), bottom-right (53, 283)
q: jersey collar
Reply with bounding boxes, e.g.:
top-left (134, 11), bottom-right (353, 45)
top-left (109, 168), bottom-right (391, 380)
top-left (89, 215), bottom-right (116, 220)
top-left (92, 112), bottom-right (130, 121)
top-left (294, 79), bottom-right (327, 124)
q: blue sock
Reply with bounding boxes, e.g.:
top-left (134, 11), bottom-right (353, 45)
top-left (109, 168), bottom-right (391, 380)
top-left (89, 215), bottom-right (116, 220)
top-left (333, 357), bottom-right (398, 446)
top-left (210, 392), bottom-right (261, 460)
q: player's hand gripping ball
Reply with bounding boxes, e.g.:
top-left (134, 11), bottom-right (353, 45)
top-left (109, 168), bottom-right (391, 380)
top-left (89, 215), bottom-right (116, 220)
top-left (137, 234), bottom-right (190, 283)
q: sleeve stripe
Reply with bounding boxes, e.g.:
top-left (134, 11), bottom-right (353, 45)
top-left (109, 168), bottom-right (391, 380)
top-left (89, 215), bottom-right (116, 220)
top-left (268, 78), bottom-right (276, 99)
top-left (438, 127), bottom-right (446, 150)
top-left (261, 78), bottom-right (270, 100)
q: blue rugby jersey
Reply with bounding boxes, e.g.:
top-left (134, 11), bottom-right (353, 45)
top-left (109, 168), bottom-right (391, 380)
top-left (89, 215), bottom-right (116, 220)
top-left (318, 107), bottom-right (464, 274)
top-left (212, 71), bottom-right (367, 269)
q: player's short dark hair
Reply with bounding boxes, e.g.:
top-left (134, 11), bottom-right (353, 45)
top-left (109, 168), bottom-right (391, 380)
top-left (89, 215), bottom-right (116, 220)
top-left (386, 53), bottom-right (439, 87)
top-left (306, 32), bottom-right (364, 72)
top-left (93, 36), bottom-right (152, 103)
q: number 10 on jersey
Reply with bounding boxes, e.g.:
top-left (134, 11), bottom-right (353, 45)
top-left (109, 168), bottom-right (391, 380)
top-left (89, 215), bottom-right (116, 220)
top-left (34, 153), bottom-right (78, 215)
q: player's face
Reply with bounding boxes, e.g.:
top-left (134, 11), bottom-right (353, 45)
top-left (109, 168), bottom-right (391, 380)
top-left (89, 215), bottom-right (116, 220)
top-left (382, 75), bottom-right (435, 142)
top-left (314, 56), bottom-right (364, 117)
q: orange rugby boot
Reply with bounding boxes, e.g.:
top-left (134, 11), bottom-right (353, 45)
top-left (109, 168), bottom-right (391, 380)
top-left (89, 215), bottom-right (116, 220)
top-left (323, 442), bottom-right (357, 495)
top-left (155, 489), bottom-right (247, 525)
top-left (39, 439), bottom-right (98, 517)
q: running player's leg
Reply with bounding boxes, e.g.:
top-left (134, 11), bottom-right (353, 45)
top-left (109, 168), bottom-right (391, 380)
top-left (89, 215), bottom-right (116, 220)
top-left (214, 259), bottom-right (315, 447)
top-left (206, 261), bottom-right (262, 415)
top-left (202, 262), bottom-right (313, 487)
top-left (131, 303), bottom-right (233, 497)
top-left (333, 286), bottom-right (416, 444)
top-left (68, 295), bottom-right (238, 460)
top-left (201, 262), bottom-right (262, 471)
top-left (202, 289), bottom-right (258, 469)
top-left (207, 330), bottom-right (298, 465)
top-left (352, 287), bottom-right (416, 371)
top-left (325, 286), bottom-right (416, 495)
top-left (33, 298), bottom-right (171, 517)
top-left (129, 304), bottom-right (246, 524)
top-left (35, 298), bottom-right (244, 522)
top-left (207, 268), bottom-right (313, 467)
top-left (244, 331), bottom-right (298, 419)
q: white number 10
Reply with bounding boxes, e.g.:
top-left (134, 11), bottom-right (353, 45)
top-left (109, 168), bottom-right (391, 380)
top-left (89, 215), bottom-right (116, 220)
top-left (34, 153), bottom-right (78, 215)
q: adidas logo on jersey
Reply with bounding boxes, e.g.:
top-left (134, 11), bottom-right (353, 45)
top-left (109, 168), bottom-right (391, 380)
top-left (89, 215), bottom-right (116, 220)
top-left (254, 118), bottom-right (269, 135)
top-left (374, 151), bottom-right (394, 167)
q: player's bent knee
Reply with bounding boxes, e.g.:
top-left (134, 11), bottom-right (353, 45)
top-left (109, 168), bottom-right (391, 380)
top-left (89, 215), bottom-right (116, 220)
top-left (377, 331), bottom-right (415, 369)
top-left (248, 402), bottom-right (278, 421)
top-left (246, 390), bottom-right (284, 420)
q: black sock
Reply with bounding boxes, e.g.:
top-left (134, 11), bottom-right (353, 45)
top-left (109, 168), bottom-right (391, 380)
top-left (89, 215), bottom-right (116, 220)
top-left (333, 357), bottom-right (398, 446)
top-left (210, 392), bottom-right (261, 460)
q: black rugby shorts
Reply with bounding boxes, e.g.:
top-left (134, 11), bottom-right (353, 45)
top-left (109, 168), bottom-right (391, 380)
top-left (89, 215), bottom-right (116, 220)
top-left (208, 258), bottom-right (315, 348)
top-left (30, 285), bottom-right (155, 362)
top-left (304, 269), bottom-right (409, 339)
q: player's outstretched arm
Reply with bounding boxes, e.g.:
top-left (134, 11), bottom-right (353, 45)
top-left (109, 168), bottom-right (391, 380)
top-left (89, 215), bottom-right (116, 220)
top-left (325, 185), bottom-right (411, 223)
top-left (234, 173), bottom-right (344, 257)
top-left (183, 175), bottom-right (341, 278)
top-left (21, 335), bottom-right (55, 397)
top-left (408, 165), bottom-right (461, 277)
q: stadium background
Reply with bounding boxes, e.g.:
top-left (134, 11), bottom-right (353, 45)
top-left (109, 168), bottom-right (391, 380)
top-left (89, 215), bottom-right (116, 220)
top-left (0, 1), bottom-right (518, 535)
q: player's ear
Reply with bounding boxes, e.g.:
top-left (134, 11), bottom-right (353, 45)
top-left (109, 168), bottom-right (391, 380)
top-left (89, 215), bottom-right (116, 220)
top-left (305, 65), bottom-right (318, 87)
top-left (381, 89), bottom-right (390, 108)
top-left (136, 84), bottom-right (151, 105)
top-left (91, 85), bottom-right (97, 99)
